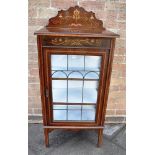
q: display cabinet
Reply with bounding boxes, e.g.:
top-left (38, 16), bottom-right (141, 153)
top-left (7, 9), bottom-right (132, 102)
top-left (34, 6), bottom-right (119, 147)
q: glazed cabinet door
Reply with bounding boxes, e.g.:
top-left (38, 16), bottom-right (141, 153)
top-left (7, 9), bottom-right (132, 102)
top-left (43, 48), bottom-right (109, 126)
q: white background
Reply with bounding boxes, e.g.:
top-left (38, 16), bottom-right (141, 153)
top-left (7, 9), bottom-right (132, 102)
top-left (0, 0), bottom-right (155, 154)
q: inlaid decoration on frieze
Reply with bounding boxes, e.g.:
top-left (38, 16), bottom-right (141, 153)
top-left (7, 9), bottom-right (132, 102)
top-left (43, 37), bottom-right (111, 48)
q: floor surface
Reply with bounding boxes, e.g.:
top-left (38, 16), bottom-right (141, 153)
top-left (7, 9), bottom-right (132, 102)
top-left (28, 124), bottom-right (126, 155)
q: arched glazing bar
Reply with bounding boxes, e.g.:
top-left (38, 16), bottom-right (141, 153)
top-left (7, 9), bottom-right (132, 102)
top-left (84, 71), bottom-right (99, 79)
top-left (52, 70), bottom-right (99, 80)
top-left (52, 70), bottom-right (68, 78)
top-left (67, 71), bottom-right (84, 78)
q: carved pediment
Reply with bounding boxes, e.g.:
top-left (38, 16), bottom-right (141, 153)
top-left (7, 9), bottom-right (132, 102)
top-left (46, 6), bottom-right (105, 33)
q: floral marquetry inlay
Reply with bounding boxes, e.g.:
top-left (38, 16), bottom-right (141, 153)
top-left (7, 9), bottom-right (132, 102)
top-left (43, 37), bottom-right (106, 47)
top-left (52, 38), bottom-right (102, 46)
top-left (73, 9), bottom-right (80, 23)
top-left (46, 6), bottom-right (105, 33)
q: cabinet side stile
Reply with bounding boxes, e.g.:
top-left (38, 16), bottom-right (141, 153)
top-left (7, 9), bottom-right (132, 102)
top-left (37, 35), bottom-right (48, 126)
top-left (100, 38), bottom-right (116, 126)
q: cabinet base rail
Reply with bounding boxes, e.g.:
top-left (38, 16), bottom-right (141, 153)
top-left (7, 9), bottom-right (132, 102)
top-left (43, 126), bottom-right (104, 129)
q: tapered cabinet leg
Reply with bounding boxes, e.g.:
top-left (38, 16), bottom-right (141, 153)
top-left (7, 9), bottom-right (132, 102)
top-left (44, 129), bottom-right (49, 147)
top-left (97, 129), bottom-right (103, 147)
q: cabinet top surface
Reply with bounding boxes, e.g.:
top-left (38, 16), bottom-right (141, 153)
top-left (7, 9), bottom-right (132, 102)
top-left (34, 27), bottom-right (119, 38)
top-left (34, 6), bottom-right (119, 38)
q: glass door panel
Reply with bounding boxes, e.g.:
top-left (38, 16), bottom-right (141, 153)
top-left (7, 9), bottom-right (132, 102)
top-left (50, 54), bottom-right (102, 122)
top-left (85, 56), bottom-right (101, 71)
top-left (68, 109), bottom-right (81, 121)
top-left (53, 110), bottom-right (67, 121)
top-left (82, 109), bottom-right (96, 121)
top-left (68, 55), bottom-right (84, 70)
top-left (52, 80), bottom-right (67, 102)
top-left (51, 55), bottom-right (67, 70)
top-left (68, 80), bottom-right (83, 103)
top-left (83, 81), bottom-right (98, 103)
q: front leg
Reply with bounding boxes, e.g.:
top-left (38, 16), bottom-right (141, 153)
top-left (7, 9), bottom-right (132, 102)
top-left (97, 129), bottom-right (103, 147)
top-left (44, 128), bottom-right (49, 147)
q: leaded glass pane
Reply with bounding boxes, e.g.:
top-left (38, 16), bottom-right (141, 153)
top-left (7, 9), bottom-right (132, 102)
top-left (51, 54), bottom-right (102, 122)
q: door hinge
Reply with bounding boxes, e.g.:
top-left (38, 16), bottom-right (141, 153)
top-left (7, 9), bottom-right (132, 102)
top-left (45, 88), bottom-right (49, 98)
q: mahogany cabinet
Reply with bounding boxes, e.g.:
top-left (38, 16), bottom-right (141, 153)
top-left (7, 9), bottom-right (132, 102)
top-left (34, 6), bottom-right (119, 147)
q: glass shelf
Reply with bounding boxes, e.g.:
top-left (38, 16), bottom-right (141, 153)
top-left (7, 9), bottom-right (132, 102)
top-left (51, 54), bottom-right (102, 122)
